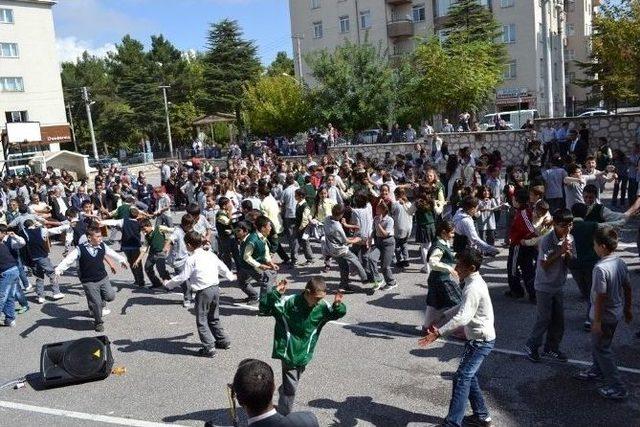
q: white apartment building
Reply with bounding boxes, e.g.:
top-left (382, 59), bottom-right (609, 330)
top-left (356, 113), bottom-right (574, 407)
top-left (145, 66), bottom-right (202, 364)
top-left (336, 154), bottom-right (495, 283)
top-left (289, 0), bottom-right (599, 118)
top-left (0, 0), bottom-right (68, 157)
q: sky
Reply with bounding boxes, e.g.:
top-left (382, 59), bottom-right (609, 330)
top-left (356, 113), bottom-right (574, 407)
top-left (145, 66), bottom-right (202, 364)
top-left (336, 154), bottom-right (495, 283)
top-left (52, 0), bottom-right (293, 65)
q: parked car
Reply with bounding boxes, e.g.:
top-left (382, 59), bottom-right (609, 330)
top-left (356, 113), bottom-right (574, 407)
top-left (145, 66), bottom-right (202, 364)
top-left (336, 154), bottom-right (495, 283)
top-left (577, 109), bottom-right (609, 117)
top-left (480, 109), bottom-right (539, 131)
top-left (356, 129), bottom-right (384, 145)
top-left (89, 156), bottom-right (120, 169)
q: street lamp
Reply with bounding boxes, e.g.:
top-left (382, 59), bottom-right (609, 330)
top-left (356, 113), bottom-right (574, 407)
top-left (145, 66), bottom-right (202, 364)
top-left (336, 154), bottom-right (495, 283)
top-left (159, 85), bottom-right (174, 158)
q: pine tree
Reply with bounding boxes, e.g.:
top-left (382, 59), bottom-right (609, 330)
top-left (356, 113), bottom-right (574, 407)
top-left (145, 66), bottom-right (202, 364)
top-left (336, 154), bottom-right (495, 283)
top-left (266, 51), bottom-right (295, 77)
top-left (201, 19), bottom-right (262, 130)
top-left (441, 0), bottom-right (502, 45)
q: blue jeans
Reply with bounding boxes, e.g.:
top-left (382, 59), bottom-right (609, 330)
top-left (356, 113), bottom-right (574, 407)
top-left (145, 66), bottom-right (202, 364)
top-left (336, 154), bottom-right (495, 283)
top-left (444, 339), bottom-right (495, 427)
top-left (17, 259), bottom-right (29, 290)
top-left (0, 267), bottom-right (21, 323)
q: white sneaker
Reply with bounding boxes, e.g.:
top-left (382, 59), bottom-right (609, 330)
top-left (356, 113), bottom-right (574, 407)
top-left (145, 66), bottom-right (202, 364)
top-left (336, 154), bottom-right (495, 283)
top-left (23, 285), bottom-right (34, 293)
top-left (52, 293), bottom-right (64, 300)
top-left (182, 300), bottom-right (193, 308)
top-left (37, 297), bottom-right (45, 304)
top-left (101, 308), bottom-right (110, 316)
top-left (4, 320), bottom-right (16, 327)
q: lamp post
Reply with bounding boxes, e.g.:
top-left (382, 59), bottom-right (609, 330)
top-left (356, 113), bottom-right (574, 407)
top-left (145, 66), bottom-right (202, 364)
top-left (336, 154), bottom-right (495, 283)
top-left (159, 85), bottom-right (174, 158)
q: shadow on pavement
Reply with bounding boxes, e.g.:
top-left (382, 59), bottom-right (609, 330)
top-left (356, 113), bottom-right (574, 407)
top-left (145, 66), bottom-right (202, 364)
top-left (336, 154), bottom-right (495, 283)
top-left (163, 408), bottom-right (247, 426)
top-left (120, 296), bottom-right (181, 315)
top-left (112, 333), bottom-right (201, 356)
top-left (309, 396), bottom-right (441, 427)
top-left (367, 292), bottom-right (425, 312)
top-left (20, 304), bottom-right (95, 338)
top-left (343, 321), bottom-right (420, 340)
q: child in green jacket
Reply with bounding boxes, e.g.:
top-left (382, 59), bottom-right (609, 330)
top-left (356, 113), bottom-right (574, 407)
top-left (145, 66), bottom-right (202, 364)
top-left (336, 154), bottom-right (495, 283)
top-left (259, 276), bottom-right (346, 415)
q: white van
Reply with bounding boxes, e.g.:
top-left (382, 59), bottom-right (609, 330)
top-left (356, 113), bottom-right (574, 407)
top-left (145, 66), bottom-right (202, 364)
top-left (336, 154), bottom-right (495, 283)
top-left (480, 109), bottom-right (539, 131)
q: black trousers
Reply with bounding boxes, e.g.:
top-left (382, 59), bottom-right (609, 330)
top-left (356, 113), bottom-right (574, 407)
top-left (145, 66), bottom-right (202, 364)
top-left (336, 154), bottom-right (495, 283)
top-left (124, 248), bottom-right (144, 287)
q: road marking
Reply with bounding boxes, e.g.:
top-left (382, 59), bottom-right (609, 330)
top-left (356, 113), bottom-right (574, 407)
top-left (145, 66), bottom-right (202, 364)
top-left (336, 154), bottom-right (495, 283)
top-left (227, 302), bottom-right (640, 375)
top-left (0, 400), bottom-right (179, 426)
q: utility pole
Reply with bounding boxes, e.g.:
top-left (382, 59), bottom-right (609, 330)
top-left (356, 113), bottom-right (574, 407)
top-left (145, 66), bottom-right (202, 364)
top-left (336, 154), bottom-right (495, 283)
top-left (82, 87), bottom-right (99, 160)
top-left (66, 103), bottom-right (78, 152)
top-left (542, 0), bottom-right (554, 118)
top-left (292, 34), bottom-right (304, 84)
top-left (159, 85), bottom-right (174, 158)
top-left (556, 1), bottom-right (567, 117)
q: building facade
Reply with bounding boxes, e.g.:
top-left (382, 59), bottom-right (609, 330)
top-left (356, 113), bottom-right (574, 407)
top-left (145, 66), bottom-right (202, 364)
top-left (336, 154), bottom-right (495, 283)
top-left (0, 0), bottom-right (69, 159)
top-left (289, 0), bottom-right (598, 118)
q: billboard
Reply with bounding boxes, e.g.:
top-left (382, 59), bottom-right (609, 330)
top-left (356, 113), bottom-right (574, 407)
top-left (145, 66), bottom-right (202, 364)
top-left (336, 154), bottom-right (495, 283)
top-left (6, 121), bottom-right (42, 144)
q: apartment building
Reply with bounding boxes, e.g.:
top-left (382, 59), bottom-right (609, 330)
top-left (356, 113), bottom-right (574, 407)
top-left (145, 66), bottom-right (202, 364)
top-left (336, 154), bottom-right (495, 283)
top-left (289, 0), bottom-right (598, 118)
top-left (0, 0), bottom-right (69, 157)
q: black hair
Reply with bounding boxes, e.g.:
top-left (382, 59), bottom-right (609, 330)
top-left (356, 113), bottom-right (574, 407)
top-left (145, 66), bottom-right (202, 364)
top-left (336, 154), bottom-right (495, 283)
top-left (305, 276), bottom-right (327, 294)
top-left (140, 218), bottom-right (153, 228)
top-left (232, 359), bottom-right (274, 414)
top-left (234, 221), bottom-right (253, 234)
top-left (218, 197), bottom-right (230, 208)
top-left (515, 189), bottom-right (529, 205)
top-left (461, 196), bottom-right (479, 212)
top-left (571, 202), bottom-right (588, 219)
top-left (294, 188), bottom-right (306, 199)
top-left (184, 230), bottom-right (203, 249)
top-left (255, 215), bottom-right (271, 231)
top-left (241, 200), bottom-right (254, 212)
top-left (593, 226), bottom-right (618, 252)
top-left (552, 208), bottom-right (573, 225)
top-left (181, 213), bottom-right (195, 229)
top-left (436, 219), bottom-right (454, 236)
top-left (456, 248), bottom-right (483, 272)
top-left (583, 184), bottom-right (599, 196)
top-left (66, 207), bottom-right (79, 218)
top-left (186, 203), bottom-right (201, 216)
top-left (332, 203), bottom-right (345, 217)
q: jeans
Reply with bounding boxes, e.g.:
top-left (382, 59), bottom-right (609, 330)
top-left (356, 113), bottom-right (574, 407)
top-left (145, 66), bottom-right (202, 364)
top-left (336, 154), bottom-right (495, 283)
top-left (589, 322), bottom-right (624, 391)
top-left (443, 339), bottom-right (494, 427)
top-left (277, 361), bottom-right (306, 416)
top-left (144, 252), bottom-right (171, 288)
top-left (194, 286), bottom-right (229, 350)
top-left (527, 290), bottom-right (565, 351)
top-left (0, 267), bottom-right (21, 323)
top-left (16, 259), bottom-right (29, 290)
top-left (33, 257), bottom-right (60, 296)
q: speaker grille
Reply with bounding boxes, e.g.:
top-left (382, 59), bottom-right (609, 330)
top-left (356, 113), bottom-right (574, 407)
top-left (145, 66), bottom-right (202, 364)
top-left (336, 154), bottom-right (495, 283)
top-left (63, 337), bottom-right (106, 378)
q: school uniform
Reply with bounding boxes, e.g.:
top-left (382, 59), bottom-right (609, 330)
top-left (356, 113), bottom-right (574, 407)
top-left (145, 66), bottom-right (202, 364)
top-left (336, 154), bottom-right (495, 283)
top-left (0, 237), bottom-right (25, 326)
top-left (237, 231), bottom-right (276, 303)
top-left (216, 210), bottom-right (238, 270)
top-left (424, 238), bottom-right (462, 328)
top-left (506, 208), bottom-right (537, 299)
top-left (143, 225), bottom-right (172, 288)
top-left (292, 200), bottom-right (313, 263)
top-left (390, 201), bottom-right (414, 265)
top-left (373, 215), bottom-right (396, 288)
top-left (23, 224), bottom-right (69, 298)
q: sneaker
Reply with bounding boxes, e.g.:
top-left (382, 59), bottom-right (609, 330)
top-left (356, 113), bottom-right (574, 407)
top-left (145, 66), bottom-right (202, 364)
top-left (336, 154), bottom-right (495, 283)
top-left (523, 344), bottom-right (541, 362)
top-left (542, 349), bottom-right (568, 362)
top-left (372, 279), bottom-right (384, 290)
top-left (575, 370), bottom-right (604, 381)
top-left (101, 308), bottom-right (111, 316)
top-left (597, 385), bottom-right (628, 400)
top-left (23, 285), bottom-right (34, 293)
top-left (51, 293), bottom-right (64, 300)
top-left (197, 347), bottom-right (217, 358)
top-left (95, 323), bottom-right (105, 332)
top-left (4, 319), bottom-right (16, 327)
top-left (420, 267), bottom-right (429, 274)
top-left (16, 306), bottom-right (29, 315)
top-left (383, 283), bottom-right (398, 291)
top-left (462, 414), bottom-right (493, 427)
top-left (182, 300), bottom-right (192, 308)
top-left (583, 321), bottom-right (592, 332)
top-left (37, 297), bottom-right (45, 304)
top-left (214, 341), bottom-right (231, 350)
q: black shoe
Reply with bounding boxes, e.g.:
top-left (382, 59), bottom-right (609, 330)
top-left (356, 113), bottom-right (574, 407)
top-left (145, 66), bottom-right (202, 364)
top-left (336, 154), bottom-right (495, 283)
top-left (340, 286), bottom-right (356, 294)
top-left (542, 349), bottom-right (568, 362)
top-left (245, 298), bottom-right (259, 306)
top-left (523, 344), bottom-right (541, 362)
top-left (504, 291), bottom-right (524, 299)
top-left (197, 347), bottom-right (217, 358)
top-left (95, 323), bottom-right (105, 332)
top-left (257, 310), bottom-right (270, 317)
top-left (463, 414), bottom-right (493, 427)
top-left (214, 341), bottom-right (231, 350)
top-left (583, 321), bottom-right (592, 332)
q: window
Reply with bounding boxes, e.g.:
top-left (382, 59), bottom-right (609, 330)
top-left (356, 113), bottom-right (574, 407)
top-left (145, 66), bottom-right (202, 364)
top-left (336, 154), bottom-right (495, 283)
top-left (501, 0), bottom-right (515, 7)
top-left (310, 0), bottom-right (320, 9)
top-left (566, 23), bottom-right (575, 36)
top-left (585, 23), bottom-right (591, 36)
top-left (0, 9), bottom-right (13, 24)
top-left (436, 0), bottom-right (453, 17)
top-left (0, 77), bottom-right (23, 92)
top-left (564, 48), bottom-right (576, 61)
top-left (359, 10), bottom-right (371, 29)
top-left (412, 4), bottom-right (426, 22)
top-left (339, 15), bottom-right (350, 33)
top-left (313, 21), bottom-right (323, 39)
top-left (502, 24), bottom-right (516, 43)
top-left (503, 60), bottom-right (517, 80)
top-left (0, 43), bottom-right (18, 57)
top-left (5, 111), bottom-right (28, 123)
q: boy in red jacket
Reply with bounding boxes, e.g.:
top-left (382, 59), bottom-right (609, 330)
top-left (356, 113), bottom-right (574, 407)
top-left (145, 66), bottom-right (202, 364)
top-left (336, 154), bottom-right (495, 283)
top-left (505, 189), bottom-right (538, 303)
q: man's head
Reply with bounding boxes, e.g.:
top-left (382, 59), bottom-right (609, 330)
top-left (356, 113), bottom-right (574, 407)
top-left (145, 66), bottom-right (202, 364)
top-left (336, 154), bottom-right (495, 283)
top-left (86, 226), bottom-right (103, 246)
top-left (234, 221), bottom-right (252, 241)
top-left (186, 203), bottom-right (201, 219)
top-left (461, 196), bottom-right (479, 216)
top-left (294, 188), bottom-right (306, 202)
top-left (552, 209), bottom-right (573, 238)
top-left (140, 218), bottom-right (154, 234)
top-left (454, 249), bottom-right (483, 281)
top-left (303, 277), bottom-right (327, 307)
top-left (184, 230), bottom-right (203, 252)
top-left (593, 225), bottom-right (618, 257)
top-left (331, 203), bottom-right (345, 220)
top-left (232, 359), bottom-right (275, 416)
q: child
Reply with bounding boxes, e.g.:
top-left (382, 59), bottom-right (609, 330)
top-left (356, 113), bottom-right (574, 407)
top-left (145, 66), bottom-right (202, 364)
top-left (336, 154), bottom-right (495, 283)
top-left (485, 166), bottom-right (503, 226)
top-left (452, 196), bottom-right (499, 256)
top-left (164, 231), bottom-right (236, 358)
top-left (611, 149), bottom-right (628, 207)
top-left (293, 189), bottom-right (314, 265)
top-left (391, 187), bottom-right (415, 268)
top-left (575, 226), bottom-right (632, 400)
top-left (132, 219), bottom-right (172, 289)
top-left (415, 194), bottom-right (437, 274)
top-left (153, 186), bottom-right (172, 227)
top-left (505, 190), bottom-right (537, 302)
top-left (165, 213), bottom-right (196, 307)
top-left (476, 186), bottom-right (499, 246)
top-left (216, 197), bottom-right (238, 270)
top-left (373, 202), bottom-right (396, 290)
top-left (524, 209), bottom-right (576, 363)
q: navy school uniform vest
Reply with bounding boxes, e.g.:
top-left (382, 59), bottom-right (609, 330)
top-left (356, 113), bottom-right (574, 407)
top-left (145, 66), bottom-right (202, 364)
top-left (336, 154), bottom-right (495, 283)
top-left (78, 243), bottom-right (108, 283)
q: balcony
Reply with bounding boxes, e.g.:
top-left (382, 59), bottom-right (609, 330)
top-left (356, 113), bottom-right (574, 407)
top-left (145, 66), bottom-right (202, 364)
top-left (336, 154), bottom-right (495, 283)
top-left (387, 19), bottom-right (414, 39)
top-left (386, 0), bottom-right (412, 5)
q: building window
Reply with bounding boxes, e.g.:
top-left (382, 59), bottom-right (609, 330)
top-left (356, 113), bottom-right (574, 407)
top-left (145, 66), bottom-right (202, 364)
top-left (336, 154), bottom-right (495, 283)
top-left (313, 21), bottom-right (323, 39)
top-left (412, 4), bottom-right (426, 22)
top-left (339, 15), bottom-right (350, 33)
top-left (0, 9), bottom-right (13, 24)
top-left (310, 0), bottom-right (320, 10)
top-left (585, 23), bottom-right (591, 36)
top-left (502, 24), bottom-right (516, 43)
top-left (5, 111), bottom-right (28, 123)
top-left (0, 77), bottom-right (24, 92)
top-left (566, 23), bottom-right (575, 36)
top-left (501, 0), bottom-right (515, 7)
top-left (564, 48), bottom-right (576, 61)
top-left (436, 0), bottom-right (453, 17)
top-left (0, 43), bottom-right (18, 58)
top-left (359, 10), bottom-right (371, 29)
top-left (503, 60), bottom-right (517, 80)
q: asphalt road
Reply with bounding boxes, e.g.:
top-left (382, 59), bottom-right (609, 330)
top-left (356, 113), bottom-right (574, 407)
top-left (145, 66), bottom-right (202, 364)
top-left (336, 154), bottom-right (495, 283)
top-left (1, 174), bottom-right (639, 427)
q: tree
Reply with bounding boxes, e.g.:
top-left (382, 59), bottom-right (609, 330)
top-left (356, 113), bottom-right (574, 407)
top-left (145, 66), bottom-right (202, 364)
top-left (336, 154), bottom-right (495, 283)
top-left (440, 0), bottom-right (503, 45)
top-left (576, 0), bottom-right (640, 108)
top-left (306, 41), bottom-right (396, 135)
top-left (266, 51), bottom-right (295, 77)
top-left (244, 75), bottom-right (310, 136)
top-left (201, 19), bottom-right (262, 131)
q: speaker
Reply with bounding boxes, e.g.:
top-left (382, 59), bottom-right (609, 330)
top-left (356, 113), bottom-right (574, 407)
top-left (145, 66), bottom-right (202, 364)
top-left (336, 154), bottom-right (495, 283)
top-left (40, 336), bottom-right (114, 388)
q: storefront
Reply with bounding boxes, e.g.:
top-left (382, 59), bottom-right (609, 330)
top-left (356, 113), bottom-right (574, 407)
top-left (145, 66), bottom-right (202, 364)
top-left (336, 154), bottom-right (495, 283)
top-left (495, 87), bottom-right (536, 112)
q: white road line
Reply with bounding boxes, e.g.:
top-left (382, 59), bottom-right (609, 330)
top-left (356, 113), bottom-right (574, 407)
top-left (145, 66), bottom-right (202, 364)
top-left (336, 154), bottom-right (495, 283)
top-left (0, 401), bottom-right (179, 426)
top-left (227, 302), bottom-right (640, 375)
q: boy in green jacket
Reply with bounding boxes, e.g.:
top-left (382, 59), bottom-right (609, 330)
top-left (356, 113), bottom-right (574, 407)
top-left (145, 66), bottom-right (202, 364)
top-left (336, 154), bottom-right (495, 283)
top-left (260, 276), bottom-right (346, 415)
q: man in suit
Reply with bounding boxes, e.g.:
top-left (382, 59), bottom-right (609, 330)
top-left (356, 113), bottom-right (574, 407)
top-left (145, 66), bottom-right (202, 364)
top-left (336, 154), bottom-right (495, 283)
top-left (228, 359), bottom-right (319, 427)
top-left (49, 187), bottom-right (68, 222)
top-left (568, 129), bottom-right (589, 165)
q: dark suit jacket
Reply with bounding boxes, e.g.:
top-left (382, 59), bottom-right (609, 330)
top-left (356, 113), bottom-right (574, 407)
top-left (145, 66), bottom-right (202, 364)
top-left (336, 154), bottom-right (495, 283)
top-left (250, 411), bottom-right (319, 427)
top-left (49, 197), bottom-right (67, 221)
top-left (574, 138), bottom-right (589, 165)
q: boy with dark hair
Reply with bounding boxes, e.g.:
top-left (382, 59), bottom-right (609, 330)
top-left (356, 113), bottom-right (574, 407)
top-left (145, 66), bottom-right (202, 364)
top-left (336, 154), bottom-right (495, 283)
top-left (132, 219), bottom-right (172, 289)
top-left (260, 276), bottom-right (346, 415)
top-left (452, 196), bottom-right (499, 256)
top-left (216, 197), bottom-right (238, 269)
top-left (505, 189), bottom-right (537, 302)
top-left (165, 213), bottom-right (196, 307)
top-left (524, 209), bottom-right (576, 363)
top-left (100, 207), bottom-right (145, 288)
top-left (419, 249), bottom-right (495, 427)
top-left (576, 226), bottom-right (632, 400)
top-left (292, 188), bottom-right (314, 265)
top-left (237, 216), bottom-right (279, 305)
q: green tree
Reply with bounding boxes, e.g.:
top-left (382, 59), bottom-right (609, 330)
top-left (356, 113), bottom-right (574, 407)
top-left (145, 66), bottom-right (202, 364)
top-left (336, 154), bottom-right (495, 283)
top-left (266, 51), bottom-right (295, 77)
top-left (441, 0), bottom-right (503, 44)
top-left (202, 19), bottom-right (262, 131)
top-left (169, 102), bottom-right (199, 143)
top-left (305, 41), bottom-right (396, 135)
top-left (244, 75), bottom-right (309, 136)
top-left (96, 101), bottom-right (141, 152)
top-left (576, 0), bottom-right (640, 108)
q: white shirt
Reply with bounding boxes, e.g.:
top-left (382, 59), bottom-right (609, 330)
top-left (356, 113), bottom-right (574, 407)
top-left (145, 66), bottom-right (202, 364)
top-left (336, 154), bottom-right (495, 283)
top-left (164, 248), bottom-right (235, 292)
top-left (55, 242), bottom-right (126, 275)
top-left (452, 210), bottom-right (497, 255)
top-left (439, 272), bottom-right (496, 341)
top-left (248, 408), bottom-right (277, 425)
